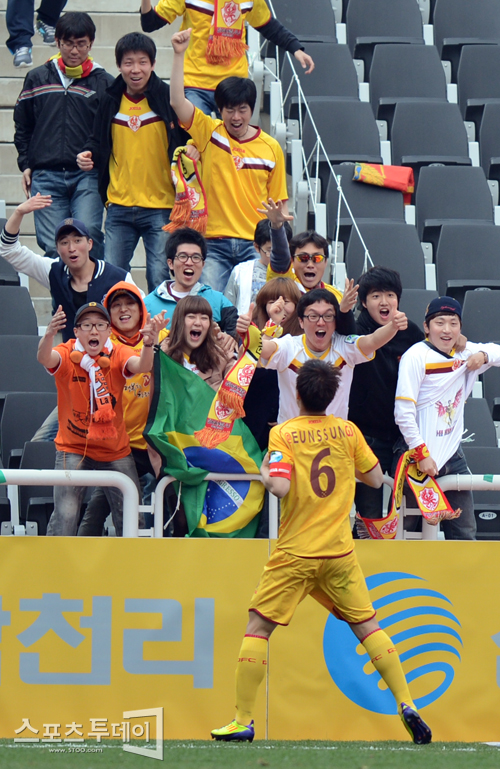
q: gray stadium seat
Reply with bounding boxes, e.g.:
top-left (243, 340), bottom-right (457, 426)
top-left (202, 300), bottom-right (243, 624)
top-left (0, 286), bottom-right (38, 335)
top-left (0, 336), bottom-right (56, 422)
top-left (370, 44), bottom-right (447, 133)
top-left (479, 102), bottom-right (500, 182)
top-left (266, 0), bottom-right (337, 43)
top-left (346, 0), bottom-right (424, 78)
top-left (0, 392), bottom-right (58, 468)
top-left (435, 223), bottom-right (500, 304)
top-left (325, 163), bottom-right (405, 243)
top-left (482, 366), bottom-right (500, 420)
top-left (281, 43), bottom-right (359, 120)
top-left (433, 0), bottom-right (500, 81)
top-left (390, 101), bottom-right (471, 176)
top-left (398, 288), bottom-right (438, 327)
top-left (18, 441), bottom-right (57, 535)
top-left (462, 446), bottom-right (500, 539)
top-left (415, 166), bottom-right (494, 250)
top-left (345, 221), bottom-right (426, 287)
top-left (0, 257), bottom-right (20, 287)
top-left (463, 398), bottom-right (497, 448)
top-left (457, 45), bottom-right (500, 133)
top-left (461, 289), bottom-right (500, 343)
top-left (302, 101), bottom-right (382, 201)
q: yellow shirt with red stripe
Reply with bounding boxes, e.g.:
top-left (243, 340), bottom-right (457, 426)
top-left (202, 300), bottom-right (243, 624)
top-left (153, 0), bottom-right (271, 91)
top-left (266, 261), bottom-right (343, 303)
top-left (269, 415), bottom-right (378, 557)
top-left (108, 92), bottom-right (174, 208)
top-left (181, 108), bottom-right (287, 239)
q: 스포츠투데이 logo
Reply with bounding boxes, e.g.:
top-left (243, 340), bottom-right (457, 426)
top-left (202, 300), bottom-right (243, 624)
top-left (323, 572), bottom-right (462, 714)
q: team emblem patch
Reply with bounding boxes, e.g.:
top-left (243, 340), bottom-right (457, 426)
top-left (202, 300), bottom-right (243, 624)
top-left (419, 487), bottom-right (439, 512)
top-left (222, 1), bottom-right (240, 26)
top-left (128, 115), bottom-right (141, 132)
top-left (452, 359), bottom-right (462, 370)
top-left (214, 401), bottom-right (234, 420)
top-left (269, 451), bottom-right (283, 463)
top-left (232, 155), bottom-right (244, 170)
top-left (345, 335), bottom-right (357, 344)
top-left (237, 364), bottom-right (254, 387)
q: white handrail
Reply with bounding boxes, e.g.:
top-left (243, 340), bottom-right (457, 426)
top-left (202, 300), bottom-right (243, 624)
top-left (0, 469), bottom-right (140, 537)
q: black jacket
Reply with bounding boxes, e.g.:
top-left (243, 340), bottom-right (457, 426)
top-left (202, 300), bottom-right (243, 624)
top-left (348, 307), bottom-right (424, 443)
top-left (14, 60), bottom-right (114, 173)
top-left (84, 72), bottom-right (189, 205)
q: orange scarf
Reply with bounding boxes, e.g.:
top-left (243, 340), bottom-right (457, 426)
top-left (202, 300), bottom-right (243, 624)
top-left (206, 0), bottom-right (248, 65)
top-left (70, 339), bottom-right (117, 440)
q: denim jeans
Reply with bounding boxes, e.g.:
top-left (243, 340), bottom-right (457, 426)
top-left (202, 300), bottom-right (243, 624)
top-left (203, 238), bottom-right (258, 292)
top-left (104, 204), bottom-right (171, 293)
top-left (355, 436), bottom-right (395, 521)
top-left (32, 406), bottom-right (58, 442)
top-left (392, 440), bottom-right (476, 540)
top-left (30, 168), bottom-right (104, 260)
top-left (185, 88), bottom-right (221, 117)
top-left (46, 450), bottom-right (141, 537)
top-left (6, 0), bottom-right (67, 51)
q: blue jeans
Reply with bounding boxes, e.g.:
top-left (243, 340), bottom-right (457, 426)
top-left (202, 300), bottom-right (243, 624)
top-left (203, 238), bottom-right (257, 293)
top-left (185, 88), bottom-right (221, 117)
top-left (47, 450), bottom-right (141, 537)
top-left (30, 168), bottom-right (104, 260)
top-left (104, 204), bottom-right (171, 293)
top-left (32, 406), bottom-right (58, 442)
top-left (6, 0), bottom-right (67, 51)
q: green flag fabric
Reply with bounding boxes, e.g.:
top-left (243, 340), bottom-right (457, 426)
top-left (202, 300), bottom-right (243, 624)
top-left (145, 350), bottom-right (265, 537)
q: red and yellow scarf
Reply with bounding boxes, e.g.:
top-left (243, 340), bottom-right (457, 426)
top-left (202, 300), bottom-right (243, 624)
top-left (50, 51), bottom-right (94, 79)
top-left (206, 0), bottom-right (248, 65)
top-left (165, 147), bottom-right (208, 234)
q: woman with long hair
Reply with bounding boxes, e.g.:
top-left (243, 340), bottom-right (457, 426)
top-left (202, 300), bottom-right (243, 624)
top-left (252, 276), bottom-right (302, 337)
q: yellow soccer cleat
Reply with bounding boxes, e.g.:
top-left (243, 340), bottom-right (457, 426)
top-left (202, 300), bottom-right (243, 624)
top-left (211, 719), bottom-right (255, 742)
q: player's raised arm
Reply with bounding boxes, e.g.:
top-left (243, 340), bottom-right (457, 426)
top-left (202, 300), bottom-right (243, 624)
top-left (357, 310), bottom-right (408, 357)
top-left (170, 29), bottom-right (195, 126)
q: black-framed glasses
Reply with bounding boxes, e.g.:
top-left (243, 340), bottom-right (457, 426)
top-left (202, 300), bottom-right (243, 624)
top-left (77, 321), bottom-right (110, 331)
top-left (259, 247), bottom-right (272, 257)
top-left (295, 252), bottom-right (326, 264)
top-left (60, 40), bottom-right (91, 51)
top-left (303, 312), bottom-right (335, 323)
top-left (174, 253), bottom-right (204, 264)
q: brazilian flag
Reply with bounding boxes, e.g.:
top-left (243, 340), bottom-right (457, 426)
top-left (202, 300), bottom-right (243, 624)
top-left (145, 350), bottom-right (265, 537)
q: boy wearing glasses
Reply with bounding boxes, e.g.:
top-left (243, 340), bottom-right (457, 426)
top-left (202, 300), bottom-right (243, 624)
top-left (237, 288), bottom-right (408, 423)
top-left (144, 227), bottom-right (238, 337)
top-left (13, 12), bottom-right (112, 259)
top-left (37, 301), bottom-right (159, 536)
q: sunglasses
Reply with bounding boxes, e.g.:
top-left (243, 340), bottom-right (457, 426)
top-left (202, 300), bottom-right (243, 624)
top-left (294, 252), bottom-right (326, 264)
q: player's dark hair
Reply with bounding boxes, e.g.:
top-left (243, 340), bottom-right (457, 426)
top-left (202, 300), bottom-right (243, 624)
top-left (162, 296), bottom-right (225, 373)
top-left (253, 219), bottom-right (293, 247)
top-left (115, 32), bottom-right (156, 66)
top-left (214, 77), bottom-right (257, 113)
top-left (166, 227), bottom-right (207, 263)
top-left (296, 288), bottom-right (339, 319)
top-left (56, 11), bottom-right (96, 42)
top-left (290, 230), bottom-right (328, 258)
top-left (297, 360), bottom-right (341, 412)
top-left (253, 277), bottom-right (302, 336)
top-left (358, 266), bottom-right (403, 305)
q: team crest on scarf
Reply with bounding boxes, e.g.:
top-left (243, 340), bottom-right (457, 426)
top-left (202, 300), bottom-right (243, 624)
top-left (222, 1), bottom-right (240, 25)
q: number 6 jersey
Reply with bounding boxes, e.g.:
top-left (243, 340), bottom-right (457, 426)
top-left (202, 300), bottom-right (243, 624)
top-left (268, 415), bottom-right (378, 557)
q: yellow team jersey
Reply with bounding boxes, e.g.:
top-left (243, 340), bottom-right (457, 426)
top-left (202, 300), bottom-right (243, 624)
top-left (269, 415), bottom-right (378, 558)
top-left (266, 262), bottom-right (343, 303)
top-left (153, 0), bottom-right (271, 91)
top-left (107, 92), bottom-right (174, 209)
top-left (112, 328), bottom-right (169, 451)
top-left (182, 108), bottom-right (288, 240)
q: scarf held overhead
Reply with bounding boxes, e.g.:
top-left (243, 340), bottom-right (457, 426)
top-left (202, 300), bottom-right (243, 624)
top-left (357, 444), bottom-right (461, 540)
top-left (164, 146), bottom-right (208, 234)
top-left (195, 323), bottom-right (262, 448)
top-left (70, 338), bottom-right (117, 440)
top-left (206, 0), bottom-right (248, 64)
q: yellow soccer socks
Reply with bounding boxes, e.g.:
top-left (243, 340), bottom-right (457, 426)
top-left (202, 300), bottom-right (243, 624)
top-left (235, 635), bottom-right (268, 725)
top-left (361, 628), bottom-right (415, 713)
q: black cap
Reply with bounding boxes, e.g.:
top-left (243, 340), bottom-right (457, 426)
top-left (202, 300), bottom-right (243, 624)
top-left (55, 218), bottom-right (91, 242)
top-left (74, 302), bottom-right (111, 326)
top-left (424, 296), bottom-right (462, 322)
top-left (107, 288), bottom-right (141, 306)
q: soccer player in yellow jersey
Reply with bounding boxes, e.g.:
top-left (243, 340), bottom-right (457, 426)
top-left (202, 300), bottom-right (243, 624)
top-left (211, 360), bottom-right (432, 745)
top-left (170, 28), bottom-right (289, 293)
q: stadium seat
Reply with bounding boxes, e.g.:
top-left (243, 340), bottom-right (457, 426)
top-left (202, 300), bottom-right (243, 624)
top-left (462, 446), bottom-right (500, 540)
top-left (0, 336), bottom-right (56, 422)
top-left (479, 102), bottom-right (500, 183)
top-left (0, 392), bottom-right (57, 468)
top-left (433, 0), bottom-right (500, 81)
top-left (346, 0), bottom-right (424, 78)
top-left (398, 288), bottom-right (437, 327)
top-left (281, 43), bottom-right (359, 120)
top-left (19, 441), bottom-right (56, 535)
top-left (325, 163), bottom-right (405, 243)
top-left (415, 166), bottom-right (494, 250)
top-left (0, 257), bottom-right (20, 287)
top-left (457, 45), bottom-right (500, 133)
top-left (390, 101), bottom-right (471, 178)
top-left (482, 366), bottom-right (500, 420)
top-left (461, 289), bottom-right (500, 343)
top-left (463, 398), bottom-right (498, 448)
top-left (0, 286), bottom-right (38, 335)
top-left (302, 101), bottom-right (382, 201)
top-left (370, 44), bottom-right (447, 133)
top-left (434, 223), bottom-right (500, 304)
top-left (345, 221), bottom-right (426, 287)
top-left (265, 0), bottom-right (337, 43)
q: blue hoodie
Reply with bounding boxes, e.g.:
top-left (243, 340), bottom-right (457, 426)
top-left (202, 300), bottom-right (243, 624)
top-left (144, 281), bottom-right (237, 336)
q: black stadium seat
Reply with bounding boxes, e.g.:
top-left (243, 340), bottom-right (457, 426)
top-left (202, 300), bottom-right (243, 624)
top-left (433, 0), bottom-right (500, 81)
top-left (19, 441), bottom-right (57, 535)
top-left (479, 102), bottom-right (500, 183)
top-left (0, 286), bottom-right (38, 335)
top-left (434, 223), bottom-right (500, 304)
top-left (461, 289), bottom-right (500, 343)
top-left (398, 289), bottom-right (438, 327)
top-left (0, 336), bottom-right (56, 422)
top-left (463, 398), bottom-right (498, 448)
top-left (267, 0), bottom-right (337, 43)
top-left (457, 44), bottom-right (500, 133)
top-left (0, 392), bottom-right (58, 469)
top-left (345, 221), bottom-right (426, 288)
top-left (462, 446), bottom-right (500, 540)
